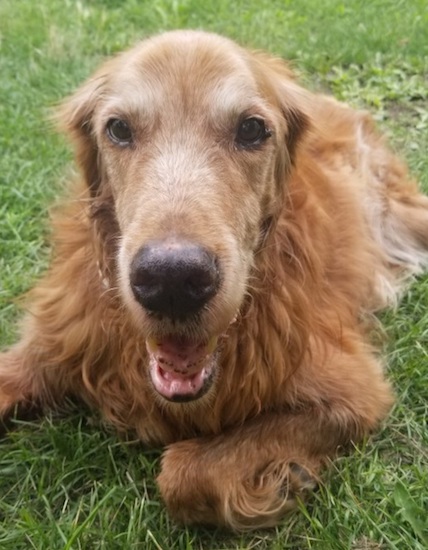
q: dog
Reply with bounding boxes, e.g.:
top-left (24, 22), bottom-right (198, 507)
top-left (1, 30), bottom-right (428, 530)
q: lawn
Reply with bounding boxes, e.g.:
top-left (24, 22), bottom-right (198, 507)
top-left (0, 0), bottom-right (427, 548)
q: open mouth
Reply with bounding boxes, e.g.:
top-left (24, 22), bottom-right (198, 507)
top-left (147, 335), bottom-right (219, 402)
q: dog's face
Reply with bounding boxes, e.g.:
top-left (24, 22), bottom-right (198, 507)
top-left (61, 31), bottom-right (308, 404)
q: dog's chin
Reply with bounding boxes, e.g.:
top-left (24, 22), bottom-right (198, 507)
top-left (146, 335), bottom-right (219, 403)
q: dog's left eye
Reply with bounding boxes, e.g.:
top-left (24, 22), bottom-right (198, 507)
top-left (236, 117), bottom-right (270, 147)
top-left (106, 118), bottom-right (133, 146)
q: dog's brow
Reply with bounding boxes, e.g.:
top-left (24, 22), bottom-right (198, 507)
top-left (206, 73), bottom-right (262, 117)
top-left (102, 80), bottom-right (165, 120)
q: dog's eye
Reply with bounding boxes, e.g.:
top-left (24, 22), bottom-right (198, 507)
top-left (106, 118), bottom-right (133, 146)
top-left (236, 117), bottom-right (270, 147)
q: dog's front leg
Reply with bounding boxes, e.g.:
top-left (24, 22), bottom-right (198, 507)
top-left (158, 413), bottom-right (323, 530)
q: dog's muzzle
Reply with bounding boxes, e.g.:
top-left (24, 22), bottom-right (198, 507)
top-left (129, 237), bottom-right (222, 401)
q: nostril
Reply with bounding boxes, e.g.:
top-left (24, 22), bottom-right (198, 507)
top-left (129, 239), bottom-right (220, 320)
top-left (131, 269), bottom-right (160, 289)
top-left (183, 269), bottom-right (218, 301)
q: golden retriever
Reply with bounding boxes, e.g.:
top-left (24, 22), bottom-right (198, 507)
top-left (1, 30), bottom-right (428, 530)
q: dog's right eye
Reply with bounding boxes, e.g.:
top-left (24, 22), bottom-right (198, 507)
top-left (106, 118), bottom-right (133, 146)
top-left (236, 117), bottom-right (271, 148)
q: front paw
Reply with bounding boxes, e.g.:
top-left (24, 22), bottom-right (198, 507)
top-left (157, 440), bottom-right (319, 530)
top-left (227, 459), bottom-right (319, 530)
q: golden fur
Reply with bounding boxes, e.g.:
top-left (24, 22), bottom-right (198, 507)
top-left (1, 30), bottom-right (428, 530)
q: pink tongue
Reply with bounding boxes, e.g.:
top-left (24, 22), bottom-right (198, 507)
top-left (148, 336), bottom-right (213, 399)
top-left (152, 365), bottom-right (207, 399)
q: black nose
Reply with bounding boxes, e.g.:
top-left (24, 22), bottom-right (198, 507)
top-left (130, 239), bottom-right (220, 320)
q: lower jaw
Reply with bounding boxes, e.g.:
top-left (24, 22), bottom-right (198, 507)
top-left (158, 386), bottom-right (212, 403)
top-left (149, 358), bottom-right (217, 402)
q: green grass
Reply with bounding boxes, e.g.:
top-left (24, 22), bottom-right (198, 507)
top-left (0, 0), bottom-right (427, 548)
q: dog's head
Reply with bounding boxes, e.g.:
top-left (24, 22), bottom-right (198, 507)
top-left (59, 31), bottom-right (309, 404)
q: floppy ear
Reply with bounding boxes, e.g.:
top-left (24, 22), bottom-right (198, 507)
top-left (56, 63), bottom-right (112, 196)
top-left (57, 60), bottom-right (121, 284)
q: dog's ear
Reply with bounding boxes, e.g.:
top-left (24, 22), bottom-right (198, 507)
top-left (56, 62), bottom-right (113, 196)
top-left (56, 61), bottom-right (121, 284)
